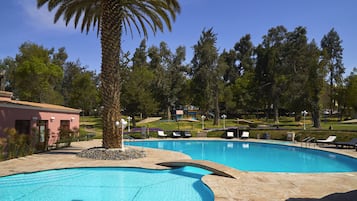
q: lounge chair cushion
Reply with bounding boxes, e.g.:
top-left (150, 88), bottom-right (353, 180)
top-left (226, 132), bottom-right (234, 139)
top-left (241, 131), bottom-right (249, 138)
top-left (316, 135), bottom-right (336, 143)
top-left (158, 131), bottom-right (167, 137)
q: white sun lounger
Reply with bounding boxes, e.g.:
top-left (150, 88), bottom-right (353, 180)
top-left (316, 135), bottom-right (336, 144)
top-left (241, 131), bottom-right (249, 139)
top-left (158, 130), bottom-right (168, 138)
top-left (226, 131), bottom-right (234, 139)
top-left (172, 131), bottom-right (181, 138)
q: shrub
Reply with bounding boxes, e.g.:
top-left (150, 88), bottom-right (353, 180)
top-left (0, 137), bottom-right (6, 161)
top-left (207, 131), bottom-right (224, 138)
top-left (248, 123), bottom-right (258, 128)
top-left (1, 128), bottom-right (35, 160)
top-left (56, 127), bottom-right (78, 148)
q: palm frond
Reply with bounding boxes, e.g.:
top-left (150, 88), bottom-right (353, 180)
top-left (37, 0), bottom-right (180, 36)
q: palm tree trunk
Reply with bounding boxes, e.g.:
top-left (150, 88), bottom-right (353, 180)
top-left (101, 0), bottom-right (123, 149)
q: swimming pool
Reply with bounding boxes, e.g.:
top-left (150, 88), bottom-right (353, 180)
top-left (126, 140), bottom-right (357, 173)
top-left (0, 167), bottom-right (214, 201)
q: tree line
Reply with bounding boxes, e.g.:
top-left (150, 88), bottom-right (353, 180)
top-left (0, 42), bottom-right (99, 115)
top-left (1, 26), bottom-right (357, 128)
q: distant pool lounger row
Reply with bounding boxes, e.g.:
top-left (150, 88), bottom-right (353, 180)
top-left (225, 131), bottom-right (249, 139)
top-left (158, 130), bottom-right (192, 138)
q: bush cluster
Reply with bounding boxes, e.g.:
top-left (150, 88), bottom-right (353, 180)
top-left (0, 128), bottom-right (36, 161)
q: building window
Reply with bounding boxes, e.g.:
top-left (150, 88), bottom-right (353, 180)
top-left (60, 120), bottom-right (70, 131)
top-left (15, 120), bottom-right (31, 135)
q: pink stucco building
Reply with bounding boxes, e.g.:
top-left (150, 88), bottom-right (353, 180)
top-left (0, 91), bottom-right (81, 146)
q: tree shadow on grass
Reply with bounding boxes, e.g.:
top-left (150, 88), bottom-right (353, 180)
top-left (286, 190), bottom-right (357, 201)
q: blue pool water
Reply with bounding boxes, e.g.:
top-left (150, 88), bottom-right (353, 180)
top-left (0, 167), bottom-right (213, 201)
top-left (126, 140), bottom-right (357, 173)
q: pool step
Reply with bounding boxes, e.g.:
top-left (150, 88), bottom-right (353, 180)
top-left (158, 159), bottom-right (239, 179)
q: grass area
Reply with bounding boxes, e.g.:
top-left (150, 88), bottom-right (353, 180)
top-left (79, 116), bottom-right (103, 139)
top-left (79, 116), bottom-right (357, 141)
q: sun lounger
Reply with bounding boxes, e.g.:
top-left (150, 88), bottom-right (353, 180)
top-left (300, 136), bottom-right (315, 147)
top-left (226, 131), bottom-right (234, 139)
top-left (241, 131), bottom-right (249, 139)
top-left (172, 131), bottom-right (181, 138)
top-left (334, 138), bottom-right (357, 149)
top-left (286, 132), bottom-right (295, 142)
top-left (183, 131), bottom-right (192, 138)
top-left (157, 130), bottom-right (168, 138)
top-left (316, 135), bottom-right (336, 145)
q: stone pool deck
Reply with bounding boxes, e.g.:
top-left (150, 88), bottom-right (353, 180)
top-left (1, 139), bottom-right (357, 201)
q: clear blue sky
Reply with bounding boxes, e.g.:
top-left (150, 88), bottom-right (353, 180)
top-left (1, 0), bottom-right (356, 75)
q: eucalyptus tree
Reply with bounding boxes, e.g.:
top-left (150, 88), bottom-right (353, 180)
top-left (231, 34), bottom-right (256, 113)
top-left (121, 40), bottom-right (158, 125)
top-left (217, 51), bottom-right (236, 115)
top-left (234, 34), bottom-right (255, 75)
top-left (13, 42), bottom-right (64, 104)
top-left (304, 41), bottom-right (326, 128)
top-left (321, 28), bottom-right (345, 116)
top-left (221, 49), bottom-right (238, 85)
top-left (255, 26), bottom-right (288, 123)
top-left (51, 47), bottom-right (68, 67)
top-left (0, 57), bottom-right (16, 91)
top-left (37, 0), bottom-right (181, 149)
top-left (147, 42), bottom-right (187, 120)
top-left (174, 48), bottom-right (193, 109)
top-left (148, 42), bottom-right (170, 118)
top-left (345, 69), bottom-right (357, 118)
top-left (191, 28), bottom-right (220, 124)
top-left (62, 61), bottom-right (99, 115)
top-left (282, 27), bottom-right (309, 115)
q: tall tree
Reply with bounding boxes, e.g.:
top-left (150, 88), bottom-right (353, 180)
top-left (191, 28), bottom-right (220, 125)
top-left (218, 50), bottom-right (237, 114)
top-left (231, 34), bottom-right (255, 113)
top-left (13, 42), bottom-right (64, 104)
top-left (282, 27), bottom-right (309, 117)
top-left (304, 41), bottom-right (326, 128)
top-left (221, 49), bottom-right (238, 85)
top-left (0, 57), bottom-right (16, 91)
top-left (148, 42), bottom-right (170, 118)
top-left (122, 40), bottom-right (158, 125)
top-left (255, 26), bottom-right (288, 123)
top-left (346, 68), bottom-right (357, 118)
top-left (234, 34), bottom-right (255, 75)
top-left (62, 61), bottom-right (99, 115)
top-left (148, 42), bottom-right (186, 120)
top-left (168, 46), bottom-right (187, 109)
top-left (321, 28), bottom-right (345, 116)
top-left (51, 47), bottom-right (68, 67)
top-left (38, 0), bottom-right (181, 149)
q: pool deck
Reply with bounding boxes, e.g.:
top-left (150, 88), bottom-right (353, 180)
top-left (1, 138), bottom-right (357, 201)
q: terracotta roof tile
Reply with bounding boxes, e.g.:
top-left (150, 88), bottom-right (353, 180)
top-left (0, 97), bottom-right (81, 113)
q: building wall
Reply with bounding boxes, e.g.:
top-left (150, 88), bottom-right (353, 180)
top-left (0, 107), bottom-right (79, 145)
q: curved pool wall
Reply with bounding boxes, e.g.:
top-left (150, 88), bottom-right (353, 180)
top-left (126, 140), bottom-right (357, 173)
top-left (0, 167), bottom-right (214, 201)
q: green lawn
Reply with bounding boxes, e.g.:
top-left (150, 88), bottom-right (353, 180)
top-left (79, 116), bottom-right (357, 141)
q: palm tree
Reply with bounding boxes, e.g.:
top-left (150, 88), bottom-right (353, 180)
top-left (37, 0), bottom-right (180, 149)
